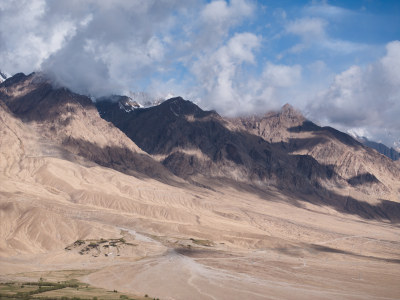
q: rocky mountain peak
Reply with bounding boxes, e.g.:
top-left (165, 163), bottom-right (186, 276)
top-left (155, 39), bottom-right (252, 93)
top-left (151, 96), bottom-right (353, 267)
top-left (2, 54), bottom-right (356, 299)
top-left (277, 103), bottom-right (305, 124)
top-left (0, 72), bottom-right (95, 123)
top-left (120, 97), bottom-right (141, 110)
top-left (281, 103), bottom-right (296, 113)
top-left (160, 97), bottom-right (206, 117)
top-left (0, 72), bottom-right (29, 87)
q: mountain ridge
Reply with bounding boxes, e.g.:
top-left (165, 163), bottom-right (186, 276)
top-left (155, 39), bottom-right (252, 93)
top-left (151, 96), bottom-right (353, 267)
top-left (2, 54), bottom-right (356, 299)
top-left (95, 91), bottom-right (400, 221)
top-left (0, 72), bottom-right (177, 183)
top-left (357, 136), bottom-right (400, 161)
top-left (1, 72), bottom-right (399, 222)
top-left (1, 72), bottom-right (400, 300)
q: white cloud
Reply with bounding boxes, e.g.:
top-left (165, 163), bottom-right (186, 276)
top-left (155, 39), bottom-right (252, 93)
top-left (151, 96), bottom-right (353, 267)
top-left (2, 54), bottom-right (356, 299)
top-left (201, 0), bottom-right (253, 34)
top-left (286, 17), bottom-right (327, 41)
top-left (192, 32), bottom-right (302, 116)
top-left (0, 0), bottom-right (197, 96)
top-left (1, 0), bottom-right (397, 149)
top-left (380, 41), bottom-right (400, 86)
top-left (0, 0), bottom-right (301, 117)
top-left (285, 16), bottom-right (367, 55)
top-left (262, 63), bottom-right (301, 87)
top-left (0, 0), bottom-right (258, 99)
top-left (251, 63), bottom-right (302, 111)
top-left (307, 40), bottom-right (400, 146)
top-left (304, 2), bottom-right (352, 18)
top-left (321, 39), bottom-right (367, 54)
top-left (186, 0), bottom-right (255, 56)
top-left (191, 32), bottom-right (260, 115)
top-left (307, 60), bottom-right (327, 74)
top-left (0, 0), bottom-right (76, 73)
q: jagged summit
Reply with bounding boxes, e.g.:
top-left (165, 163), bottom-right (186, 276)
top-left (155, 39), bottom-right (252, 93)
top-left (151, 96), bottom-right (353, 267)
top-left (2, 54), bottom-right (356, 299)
top-left (97, 95), bottom-right (142, 112)
top-left (127, 91), bottom-right (169, 107)
top-left (163, 96), bottom-right (185, 103)
top-left (275, 103), bottom-right (306, 123)
top-left (277, 103), bottom-right (306, 125)
top-left (281, 103), bottom-right (300, 114)
top-left (0, 72), bottom-right (29, 87)
top-left (158, 97), bottom-right (212, 118)
top-left (0, 72), bottom-right (93, 122)
top-left (97, 93), bottom-right (183, 114)
top-left (231, 103), bottom-right (307, 144)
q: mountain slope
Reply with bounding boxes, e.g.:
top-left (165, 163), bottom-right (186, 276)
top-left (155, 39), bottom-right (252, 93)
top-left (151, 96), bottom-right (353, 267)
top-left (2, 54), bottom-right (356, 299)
top-left (358, 137), bottom-right (400, 161)
top-left (96, 97), bottom-right (339, 191)
top-left (1, 72), bottom-right (400, 224)
top-left (232, 104), bottom-right (400, 201)
top-left (0, 100), bottom-right (120, 255)
top-left (97, 97), bottom-right (400, 222)
top-left (0, 73), bottom-right (175, 182)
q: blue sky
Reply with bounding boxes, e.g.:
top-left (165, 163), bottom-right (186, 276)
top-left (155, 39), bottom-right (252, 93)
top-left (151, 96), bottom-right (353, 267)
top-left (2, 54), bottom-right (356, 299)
top-left (0, 0), bottom-right (399, 146)
top-left (253, 0), bottom-right (399, 70)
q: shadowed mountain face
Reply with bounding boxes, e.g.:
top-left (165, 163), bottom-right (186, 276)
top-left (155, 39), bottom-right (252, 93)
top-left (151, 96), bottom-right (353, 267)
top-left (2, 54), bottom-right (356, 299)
top-left (0, 73), bottom-right (175, 182)
top-left (96, 98), bottom-right (337, 191)
top-left (97, 97), bottom-right (400, 222)
top-left (1, 73), bottom-right (400, 222)
top-left (232, 105), bottom-right (400, 193)
top-left (358, 137), bottom-right (400, 161)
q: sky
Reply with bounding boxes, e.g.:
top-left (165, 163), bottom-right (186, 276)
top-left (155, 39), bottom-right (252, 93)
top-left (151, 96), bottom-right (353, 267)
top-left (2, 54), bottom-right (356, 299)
top-left (0, 0), bottom-right (399, 147)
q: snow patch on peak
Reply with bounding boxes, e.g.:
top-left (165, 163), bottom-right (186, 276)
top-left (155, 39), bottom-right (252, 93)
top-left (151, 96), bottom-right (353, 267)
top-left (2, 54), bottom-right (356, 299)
top-left (164, 92), bottom-right (175, 101)
top-left (96, 91), bottom-right (178, 114)
top-left (0, 70), bottom-right (9, 83)
top-left (347, 128), bottom-right (370, 140)
top-left (127, 91), bottom-right (176, 108)
top-left (119, 96), bottom-right (142, 112)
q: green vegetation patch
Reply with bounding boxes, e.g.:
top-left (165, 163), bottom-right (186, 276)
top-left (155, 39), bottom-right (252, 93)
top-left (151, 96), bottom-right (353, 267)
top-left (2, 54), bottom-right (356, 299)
top-left (0, 278), bottom-right (147, 300)
top-left (0, 280), bottom-right (78, 299)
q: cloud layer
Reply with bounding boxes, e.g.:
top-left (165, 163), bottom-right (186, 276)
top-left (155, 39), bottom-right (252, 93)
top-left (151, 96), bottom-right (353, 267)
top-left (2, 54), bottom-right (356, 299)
top-left (0, 0), bottom-right (199, 95)
top-left (0, 0), bottom-right (399, 146)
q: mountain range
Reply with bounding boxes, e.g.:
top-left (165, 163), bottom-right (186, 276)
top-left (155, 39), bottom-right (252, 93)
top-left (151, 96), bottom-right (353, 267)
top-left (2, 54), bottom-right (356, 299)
top-left (1, 72), bottom-right (400, 300)
top-left (97, 91), bottom-right (400, 221)
top-left (356, 136), bottom-right (400, 161)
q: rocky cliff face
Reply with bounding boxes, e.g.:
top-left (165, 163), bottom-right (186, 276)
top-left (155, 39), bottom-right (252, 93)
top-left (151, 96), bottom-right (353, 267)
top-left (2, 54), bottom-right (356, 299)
top-left (96, 98), bottom-right (336, 191)
top-left (232, 105), bottom-right (400, 199)
top-left (231, 104), bottom-right (307, 143)
top-left (97, 96), bottom-right (400, 221)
